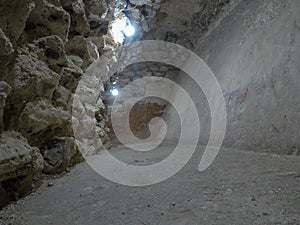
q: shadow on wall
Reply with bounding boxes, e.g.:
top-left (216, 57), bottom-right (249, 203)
top-left (107, 101), bottom-right (167, 144)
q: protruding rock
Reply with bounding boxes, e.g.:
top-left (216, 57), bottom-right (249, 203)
top-left (0, 29), bottom-right (14, 73)
top-left (47, 0), bottom-right (61, 7)
top-left (21, 0), bottom-right (70, 44)
top-left (42, 137), bottom-right (83, 174)
top-left (0, 132), bottom-right (44, 181)
top-left (129, 0), bottom-right (152, 6)
top-left (15, 100), bottom-right (72, 147)
top-left (61, 0), bottom-right (90, 36)
top-left (27, 35), bottom-right (68, 73)
top-left (65, 36), bottom-right (99, 70)
top-left (0, 0), bottom-right (35, 45)
top-left (83, 0), bottom-right (108, 18)
top-left (88, 36), bottom-right (104, 55)
top-left (0, 30), bottom-right (15, 84)
top-left (67, 55), bottom-right (84, 69)
top-left (87, 15), bottom-right (109, 36)
top-left (52, 85), bottom-right (72, 109)
top-left (0, 82), bottom-right (11, 131)
top-left (59, 64), bottom-right (83, 92)
top-left (0, 131), bottom-right (44, 208)
top-left (11, 52), bottom-right (60, 115)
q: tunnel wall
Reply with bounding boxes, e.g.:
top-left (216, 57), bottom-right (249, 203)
top-left (164, 0), bottom-right (300, 154)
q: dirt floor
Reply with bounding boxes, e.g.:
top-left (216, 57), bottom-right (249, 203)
top-left (0, 144), bottom-right (299, 225)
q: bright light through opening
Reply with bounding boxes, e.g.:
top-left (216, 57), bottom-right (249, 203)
top-left (111, 17), bottom-right (136, 43)
top-left (123, 24), bottom-right (135, 37)
top-left (111, 89), bottom-right (119, 96)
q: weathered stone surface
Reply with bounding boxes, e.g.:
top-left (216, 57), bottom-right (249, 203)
top-left (83, 0), bottom-right (110, 36)
top-left (72, 76), bottom-right (107, 154)
top-left (0, 0), bottom-right (35, 45)
top-left (129, 0), bottom-right (152, 6)
top-left (27, 35), bottom-right (68, 73)
top-left (21, 0), bottom-right (70, 44)
top-left (47, 0), bottom-right (61, 7)
top-left (0, 82), bottom-right (11, 131)
top-left (0, 132), bottom-right (44, 182)
top-left (87, 15), bottom-right (109, 36)
top-left (61, 0), bottom-right (90, 36)
top-left (95, 100), bottom-right (111, 148)
top-left (0, 131), bottom-right (44, 208)
top-left (83, 0), bottom-right (107, 17)
top-left (42, 137), bottom-right (83, 174)
top-left (59, 64), bottom-right (83, 92)
top-left (15, 100), bottom-right (72, 147)
top-left (0, 29), bottom-right (14, 74)
top-left (67, 55), bottom-right (84, 69)
top-left (65, 36), bottom-right (99, 70)
top-left (0, 175), bottom-right (33, 208)
top-left (0, 30), bottom-right (15, 84)
top-left (10, 52), bottom-right (60, 115)
top-left (52, 85), bottom-right (72, 109)
top-left (88, 36), bottom-right (105, 54)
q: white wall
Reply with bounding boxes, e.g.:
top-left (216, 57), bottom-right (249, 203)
top-left (165, 0), bottom-right (300, 154)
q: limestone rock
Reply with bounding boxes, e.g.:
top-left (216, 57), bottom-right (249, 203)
top-left (0, 29), bottom-right (14, 74)
top-left (83, 0), bottom-right (110, 36)
top-left (59, 65), bottom-right (83, 92)
top-left (88, 36), bottom-right (105, 55)
top-left (87, 14), bottom-right (109, 36)
top-left (0, 82), bottom-right (12, 131)
top-left (0, 0), bottom-right (35, 45)
top-left (42, 137), bottom-right (83, 174)
top-left (0, 175), bottom-right (33, 208)
top-left (0, 131), bottom-right (44, 182)
top-left (83, 0), bottom-right (108, 17)
top-left (61, 0), bottom-right (90, 36)
top-left (15, 100), bottom-right (72, 147)
top-left (47, 0), bottom-right (61, 7)
top-left (129, 0), bottom-right (152, 6)
top-left (102, 34), bottom-right (117, 51)
top-left (21, 0), bottom-right (70, 44)
top-left (65, 36), bottom-right (99, 70)
top-left (27, 35), bottom-right (68, 73)
top-left (52, 85), bottom-right (72, 109)
top-left (0, 131), bottom-right (43, 208)
top-left (11, 52), bottom-right (60, 115)
top-left (67, 55), bottom-right (84, 69)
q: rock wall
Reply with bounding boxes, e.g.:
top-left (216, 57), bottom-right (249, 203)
top-left (165, 0), bottom-right (300, 155)
top-left (0, 0), bottom-right (171, 206)
top-left (0, 132), bottom-right (43, 208)
top-left (0, 0), bottom-right (111, 206)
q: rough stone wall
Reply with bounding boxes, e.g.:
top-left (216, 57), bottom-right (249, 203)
top-left (0, 0), bottom-right (170, 206)
top-left (165, 0), bottom-right (300, 155)
top-left (0, 0), bottom-right (110, 205)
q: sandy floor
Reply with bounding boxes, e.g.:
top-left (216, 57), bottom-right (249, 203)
top-left (0, 144), bottom-right (299, 225)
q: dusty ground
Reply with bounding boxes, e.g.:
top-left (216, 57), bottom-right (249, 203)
top-left (0, 144), bottom-right (299, 225)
